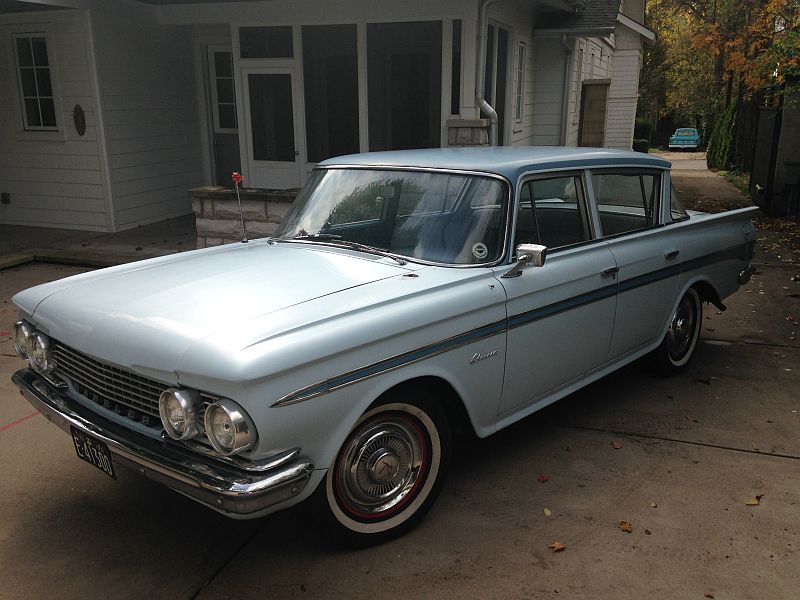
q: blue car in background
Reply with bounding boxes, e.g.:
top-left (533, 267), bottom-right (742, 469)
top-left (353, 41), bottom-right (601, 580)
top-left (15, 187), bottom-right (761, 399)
top-left (669, 128), bottom-right (701, 151)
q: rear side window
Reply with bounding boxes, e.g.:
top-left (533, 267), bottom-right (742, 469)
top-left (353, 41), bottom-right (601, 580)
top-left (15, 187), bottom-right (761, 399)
top-left (670, 182), bottom-right (689, 221)
top-left (515, 174), bottom-right (591, 249)
top-left (591, 171), bottom-right (660, 236)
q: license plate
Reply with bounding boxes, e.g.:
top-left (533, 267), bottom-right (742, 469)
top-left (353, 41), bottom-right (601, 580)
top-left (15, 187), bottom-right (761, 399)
top-left (70, 426), bottom-right (116, 479)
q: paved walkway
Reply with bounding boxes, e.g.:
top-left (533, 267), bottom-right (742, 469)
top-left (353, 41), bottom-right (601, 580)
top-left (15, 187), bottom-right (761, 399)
top-left (0, 215), bottom-right (197, 269)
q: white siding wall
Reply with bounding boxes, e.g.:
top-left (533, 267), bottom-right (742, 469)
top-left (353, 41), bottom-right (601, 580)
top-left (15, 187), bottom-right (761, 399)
top-left (564, 37), bottom-right (613, 147)
top-left (604, 25), bottom-right (642, 149)
top-left (91, 0), bottom-right (203, 230)
top-left (530, 37), bottom-right (565, 145)
top-left (0, 9), bottom-right (110, 230)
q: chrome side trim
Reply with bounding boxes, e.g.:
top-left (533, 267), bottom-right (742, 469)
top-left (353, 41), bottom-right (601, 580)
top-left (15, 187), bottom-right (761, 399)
top-left (13, 369), bottom-right (313, 517)
top-left (271, 320), bottom-right (507, 407)
top-left (274, 242), bottom-right (752, 407)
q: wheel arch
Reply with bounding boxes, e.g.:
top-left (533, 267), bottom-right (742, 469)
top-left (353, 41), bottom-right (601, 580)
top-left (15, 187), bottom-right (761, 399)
top-left (690, 278), bottom-right (726, 311)
top-left (368, 375), bottom-right (476, 440)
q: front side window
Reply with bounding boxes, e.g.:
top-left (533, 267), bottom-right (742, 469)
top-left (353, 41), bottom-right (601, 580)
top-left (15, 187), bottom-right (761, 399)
top-left (515, 175), bottom-right (591, 249)
top-left (14, 34), bottom-right (56, 130)
top-left (592, 171), bottom-right (660, 236)
top-left (277, 169), bottom-right (508, 265)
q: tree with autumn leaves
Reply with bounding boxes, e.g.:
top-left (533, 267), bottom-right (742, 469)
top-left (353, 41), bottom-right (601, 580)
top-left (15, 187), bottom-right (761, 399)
top-left (638, 0), bottom-right (798, 169)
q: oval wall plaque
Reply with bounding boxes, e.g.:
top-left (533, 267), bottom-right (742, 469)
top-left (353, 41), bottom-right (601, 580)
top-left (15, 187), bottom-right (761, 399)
top-left (73, 104), bottom-right (86, 136)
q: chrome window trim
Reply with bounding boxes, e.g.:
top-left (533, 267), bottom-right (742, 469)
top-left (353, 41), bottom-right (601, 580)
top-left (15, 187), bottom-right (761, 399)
top-left (308, 165), bottom-right (514, 269)
top-left (511, 169), bottom-right (597, 256)
top-left (587, 166), bottom-right (665, 231)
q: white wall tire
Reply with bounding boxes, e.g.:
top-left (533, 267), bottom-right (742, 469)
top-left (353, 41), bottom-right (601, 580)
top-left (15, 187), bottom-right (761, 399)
top-left (312, 395), bottom-right (450, 546)
top-left (650, 287), bottom-right (703, 375)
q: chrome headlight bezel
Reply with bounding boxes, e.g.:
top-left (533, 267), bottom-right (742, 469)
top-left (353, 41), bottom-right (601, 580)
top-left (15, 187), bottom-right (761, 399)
top-left (159, 388), bottom-right (204, 441)
top-left (12, 321), bottom-right (33, 359)
top-left (204, 398), bottom-right (257, 457)
top-left (27, 332), bottom-right (56, 373)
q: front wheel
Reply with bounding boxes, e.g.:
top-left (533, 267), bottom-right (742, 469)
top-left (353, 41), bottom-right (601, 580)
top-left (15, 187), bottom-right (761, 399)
top-left (648, 287), bottom-right (703, 376)
top-left (311, 396), bottom-right (450, 547)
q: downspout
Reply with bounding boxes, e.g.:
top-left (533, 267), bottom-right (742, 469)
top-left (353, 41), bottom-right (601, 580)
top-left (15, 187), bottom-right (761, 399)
top-left (559, 33), bottom-right (573, 146)
top-left (476, 0), bottom-right (502, 146)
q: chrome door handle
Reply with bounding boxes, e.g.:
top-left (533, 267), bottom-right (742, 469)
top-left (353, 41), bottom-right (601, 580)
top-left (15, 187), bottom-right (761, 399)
top-left (601, 266), bottom-right (619, 277)
top-left (664, 249), bottom-right (680, 259)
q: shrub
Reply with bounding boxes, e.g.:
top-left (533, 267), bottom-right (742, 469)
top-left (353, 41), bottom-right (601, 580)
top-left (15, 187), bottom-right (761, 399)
top-left (706, 102), bottom-right (736, 169)
top-left (632, 138), bottom-right (650, 153)
top-left (634, 118), bottom-right (652, 141)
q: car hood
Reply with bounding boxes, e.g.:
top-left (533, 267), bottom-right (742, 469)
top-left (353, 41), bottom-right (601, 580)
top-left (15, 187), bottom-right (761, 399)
top-left (14, 241), bottom-right (416, 382)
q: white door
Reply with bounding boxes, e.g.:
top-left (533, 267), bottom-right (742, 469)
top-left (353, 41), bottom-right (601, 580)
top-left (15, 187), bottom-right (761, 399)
top-left (242, 67), bottom-right (304, 189)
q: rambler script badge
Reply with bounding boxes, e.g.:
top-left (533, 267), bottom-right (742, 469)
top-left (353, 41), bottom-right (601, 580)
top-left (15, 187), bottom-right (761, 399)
top-left (469, 350), bottom-right (498, 364)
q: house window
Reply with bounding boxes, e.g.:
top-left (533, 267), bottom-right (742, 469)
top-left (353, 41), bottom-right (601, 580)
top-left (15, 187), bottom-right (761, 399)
top-left (483, 24), bottom-right (508, 145)
top-left (239, 26), bottom-right (293, 58)
top-left (14, 34), bottom-right (56, 130)
top-left (450, 20), bottom-right (462, 116)
top-left (512, 41), bottom-right (526, 124)
top-left (209, 50), bottom-right (237, 132)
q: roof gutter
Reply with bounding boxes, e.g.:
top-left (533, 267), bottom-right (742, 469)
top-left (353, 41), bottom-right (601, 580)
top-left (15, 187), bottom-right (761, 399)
top-left (476, 0), bottom-right (502, 146)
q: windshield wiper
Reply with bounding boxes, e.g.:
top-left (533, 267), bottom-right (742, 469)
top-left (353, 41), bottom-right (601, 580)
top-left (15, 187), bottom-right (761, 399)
top-left (291, 233), bottom-right (343, 241)
top-left (280, 234), bottom-right (406, 265)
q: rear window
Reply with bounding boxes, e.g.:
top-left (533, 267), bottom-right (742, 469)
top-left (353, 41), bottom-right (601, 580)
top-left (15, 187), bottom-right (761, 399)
top-left (676, 129), bottom-right (697, 137)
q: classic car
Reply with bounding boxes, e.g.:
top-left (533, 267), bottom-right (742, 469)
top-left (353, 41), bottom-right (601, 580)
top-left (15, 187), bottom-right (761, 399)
top-left (11, 147), bottom-right (757, 546)
top-left (668, 128), bottom-right (701, 151)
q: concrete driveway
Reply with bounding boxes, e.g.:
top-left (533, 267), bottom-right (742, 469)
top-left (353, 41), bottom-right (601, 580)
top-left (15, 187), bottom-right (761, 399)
top-left (1, 168), bottom-right (798, 599)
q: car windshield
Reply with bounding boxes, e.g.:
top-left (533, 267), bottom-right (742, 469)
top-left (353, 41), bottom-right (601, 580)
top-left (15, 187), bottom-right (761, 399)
top-left (676, 129), bottom-right (697, 137)
top-left (276, 168), bottom-right (509, 265)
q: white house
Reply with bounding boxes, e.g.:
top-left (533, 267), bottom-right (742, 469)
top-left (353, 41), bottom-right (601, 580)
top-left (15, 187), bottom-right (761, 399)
top-left (0, 0), bottom-right (653, 232)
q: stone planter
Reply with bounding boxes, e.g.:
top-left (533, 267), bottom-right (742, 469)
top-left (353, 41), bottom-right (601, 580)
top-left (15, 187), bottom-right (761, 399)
top-left (189, 186), bottom-right (299, 248)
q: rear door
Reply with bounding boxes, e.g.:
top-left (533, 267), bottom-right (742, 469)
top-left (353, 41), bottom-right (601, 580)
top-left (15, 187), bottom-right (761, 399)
top-left (589, 168), bottom-right (680, 357)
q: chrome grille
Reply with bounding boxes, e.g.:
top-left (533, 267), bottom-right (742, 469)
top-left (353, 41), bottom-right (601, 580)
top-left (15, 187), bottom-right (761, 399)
top-left (53, 343), bottom-right (167, 428)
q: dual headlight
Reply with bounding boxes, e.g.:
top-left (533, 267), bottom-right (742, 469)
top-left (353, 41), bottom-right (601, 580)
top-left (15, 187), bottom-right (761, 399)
top-left (13, 321), bottom-right (56, 374)
top-left (15, 320), bottom-right (256, 458)
top-left (159, 389), bottom-right (256, 457)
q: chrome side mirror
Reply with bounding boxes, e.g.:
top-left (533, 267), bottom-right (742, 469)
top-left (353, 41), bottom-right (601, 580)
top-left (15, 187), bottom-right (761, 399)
top-left (502, 244), bottom-right (547, 278)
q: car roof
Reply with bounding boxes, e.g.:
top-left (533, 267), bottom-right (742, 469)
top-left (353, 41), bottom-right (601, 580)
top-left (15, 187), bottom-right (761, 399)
top-left (319, 147), bottom-right (671, 183)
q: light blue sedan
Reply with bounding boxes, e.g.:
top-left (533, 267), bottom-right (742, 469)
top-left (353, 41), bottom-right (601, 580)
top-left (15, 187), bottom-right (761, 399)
top-left (11, 147), bottom-right (756, 545)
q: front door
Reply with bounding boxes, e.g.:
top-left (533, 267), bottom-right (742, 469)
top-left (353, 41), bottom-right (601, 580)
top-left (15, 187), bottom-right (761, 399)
top-left (496, 172), bottom-right (617, 415)
top-left (242, 68), bottom-right (304, 189)
top-left (207, 46), bottom-right (240, 186)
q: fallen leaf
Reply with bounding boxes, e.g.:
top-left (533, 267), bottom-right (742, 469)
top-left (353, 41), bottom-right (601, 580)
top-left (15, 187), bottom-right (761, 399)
top-left (686, 415), bottom-right (698, 423)
top-left (548, 541), bottom-right (566, 552)
top-left (544, 507), bottom-right (552, 517)
top-left (745, 494), bottom-right (765, 506)
top-left (649, 501), bottom-right (658, 509)
top-left (751, 442), bottom-right (760, 451)
top-left (619, 520), bottom-right (633, 532)
top-left (695, 377), bottom-right (713, 386)
top-left (786, 315), bottom-right (797, 322)
top-left (612, 441), bottom-right (622, 450)
top-left (537, 474), bottom-right (550, 483)
top-left (644, 529), bottom-right (652, 535)
top-left (705, 593), bottom-right (715, 599)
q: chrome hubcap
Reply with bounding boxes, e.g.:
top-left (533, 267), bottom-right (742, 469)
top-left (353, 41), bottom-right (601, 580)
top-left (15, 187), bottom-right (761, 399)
top-left (336, 416), bottom-right (425, 516)
top-left (666, 295), bottom-right (696, 359)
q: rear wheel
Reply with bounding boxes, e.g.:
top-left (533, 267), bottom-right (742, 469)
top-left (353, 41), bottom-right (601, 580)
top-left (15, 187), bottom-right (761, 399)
top-left (312, 395), bottom-right (450, 546)
top-left (649, 287), bottom-right (702, 375)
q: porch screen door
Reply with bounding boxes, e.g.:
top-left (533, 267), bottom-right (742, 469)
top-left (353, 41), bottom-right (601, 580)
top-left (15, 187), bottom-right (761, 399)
top-left (243, 68), bottom-right (303, 188)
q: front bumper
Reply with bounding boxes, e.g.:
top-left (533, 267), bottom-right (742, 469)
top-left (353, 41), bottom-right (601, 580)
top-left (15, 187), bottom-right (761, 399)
top-left (12, 368), bottom-right (314, 517)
